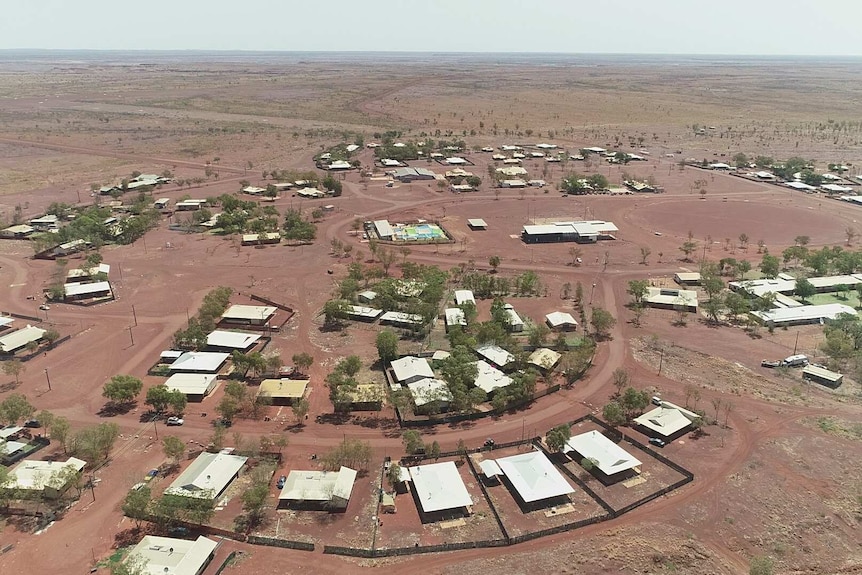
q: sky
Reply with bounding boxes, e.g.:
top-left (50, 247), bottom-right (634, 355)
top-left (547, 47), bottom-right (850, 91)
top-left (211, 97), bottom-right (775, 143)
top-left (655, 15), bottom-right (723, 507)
top-left (3, 0), bottom-right (862, 55)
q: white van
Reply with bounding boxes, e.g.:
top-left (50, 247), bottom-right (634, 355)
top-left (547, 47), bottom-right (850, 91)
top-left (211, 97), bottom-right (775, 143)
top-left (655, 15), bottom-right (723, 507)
top-left (781, 354), bottom-right (808, 367)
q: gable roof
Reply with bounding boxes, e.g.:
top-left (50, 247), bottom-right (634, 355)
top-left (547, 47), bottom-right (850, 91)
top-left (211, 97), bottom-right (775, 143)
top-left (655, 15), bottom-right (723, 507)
top-left (495, 450), bottom-right (574, 502)
top-left (164, 373), bottom-right (218, 396)
top-left (165, 452), bottom-right (247, 499)
top-left (9, 457), bottom-right (86, 491)
top-left (407, 378), bottom-right (452, 407)
top-left (0, 325), bottom-right (46, 353)
top-left (475, 344), bottom-right (515, 368)
top-left (408, 461), bottom-right (472, 513)
top-left (279, 466), bottom-right (357, 504)
top-left (205, 330), bottom-right (261, 350)
top-left (545, 311), bottom-right (578, 328)
top-left (528, 348), bottom-right (561, 370)
top-left (564, 431), bottom-right (641, 476)
top-left (390, 356), bottom-right (434, 382)
top-left (169, 352), bottom-right (229, 373)
top-left (473, 360), bottom-right (513, 394)
top-left (128, 535), bottom-right (218, 575)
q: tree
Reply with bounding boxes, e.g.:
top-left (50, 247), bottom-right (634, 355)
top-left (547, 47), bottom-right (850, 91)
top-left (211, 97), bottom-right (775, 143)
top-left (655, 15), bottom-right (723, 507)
top-left (528, 323), bottom-right (550, 348)
top-left (0, 393), bottom-right (35, 424)
top-left (73, 422), bottom-right (120, 464)
top-left (239, 478), bottom-right (270, 531)
top-left (102, 375), bottom-right (143, 407)
top-left (428, 440), bottom-right (441, 460)
top-left (321, 299), bottom-right (350, 328)
top-left (639, 246), bottom-right (651, 265)
top-left (216, 395), bottom-right (241, 424)
top-left (568, 246), bottom-right (583, 266)
top-left (619, 386), bottom-right (649, 420)
top-left (760, 253), bottom-right (780, 278)
top-left (612, 368), bottom-right (629, 396)
top-left (2, 360), bottom-right (24, 384)
top-left (50, 416), bottom-right (71, 453)
top-left (121, 485), bottom-right (152, 527)
top-left (402, 430), bottom-right (425, 454)
top-left (375, 330), bottom-right (399, 364)
top-left (162, 436), bottom-right (185, 468)
top-left (626, 280), bottom-right (649, 305)
top-left (291, 352), bottom-right (313, 374)
top-left (603, 401), bottom-right (627, 430)
top-left (145, 385), bottom-right (173, 413)
top-left (795, 277), bottom-right (816, 303)
top-left (679, 239), bottom-right (698, 261)
top-left (340, 355), bottom-right (363, 377)
top-left (590, 307), bottom-right (616, 339)
top-left (321, 438), bottom-right (372, 472)
top-left (292, 398), bottom-right (310, 425)
top-left (386, 462), bottom-right (403, 489)
top-left (488, 255), bottom-right (501, 273)
top-left (749, 556), bottom-right (774, 575)
top-left (545, 424), bottom-right (571, 452)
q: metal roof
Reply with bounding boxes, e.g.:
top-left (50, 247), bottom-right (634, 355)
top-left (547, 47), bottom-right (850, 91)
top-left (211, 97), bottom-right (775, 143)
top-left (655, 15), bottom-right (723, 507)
top-left (408, 461), bottom-right (472, 513)
top-left (565, 431), bottom-right (642, 476)
top-left (496, 450), bottom-right (575, 502)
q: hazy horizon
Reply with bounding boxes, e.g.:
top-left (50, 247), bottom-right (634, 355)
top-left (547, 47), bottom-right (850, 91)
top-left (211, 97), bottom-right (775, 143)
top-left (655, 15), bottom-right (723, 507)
top-left (3, 0), bottom-right (862, 56)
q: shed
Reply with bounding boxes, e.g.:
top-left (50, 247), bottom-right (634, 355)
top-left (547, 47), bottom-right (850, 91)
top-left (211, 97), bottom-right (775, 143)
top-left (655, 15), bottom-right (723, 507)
top-left (467, 218), bottom-right (488, 230)
top-left (545, 311), bottom-right (578, 331)
top-left (802, 365), bottom-right (843, 388)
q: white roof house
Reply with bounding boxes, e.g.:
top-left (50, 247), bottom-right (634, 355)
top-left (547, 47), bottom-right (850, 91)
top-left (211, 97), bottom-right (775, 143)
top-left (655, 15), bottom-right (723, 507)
top-left (0, 317), bottom-right (13, 329)
top-left (445, 157), bottom-right (467, 165)
top-left (242, 186), bottom-right (267, 195)
top-left (164, 373), bottom-right (218, 398)
top-left (221, 304), bottom-right (276, 324)
top-left (473, 360), bottom-right (513, 394)
top-left (379, 311), bottom-right (423, 326)
top-left (165, 452), bottom-right (247, 500)
top-left (64, 281), bottom-right (112, 299)
top-left (786, 181), bottom-right (817, 191)
top-left (8, 457), bottom-right (86, 493)
top-left (390, 356), bottom-right (434, 384)
top-left (444, 308), bottom-right (467, 329)
top-left (373, 220), bottom-right (394, 240)
top-left (454, 290), bottom-right (476, 306)
top-left (564, 431), bottom-right (642, 476)
top-left (528, 348), bottom-right (561, 371)
top-left (126, 535), bottom-right (218, 575)
top-left (634, 401), bottom-right (701, 438)
top-left (644, 287), bottom-right (698, 311)
top-left (279, 466), bottom-right (357, 509)
top-left (205, 330), bottom-right (261, 351)
top-left (822, 183), bottom-right (852, 193)
top-left (751, 303), bottom-right (857, 326)
top-left (328, 160), bottom-right (352, 170)
top-left (408, 461), bottom-right (473, 514)
top-left (357, 290), bottom-right (378, 303)
top-left (474, 344), bottom-right (515, 369)
top-left (545, 311), bottom-right (578, 330)
top-left (0, 325), bottom-right (46, 353)
top-left (347, 305), bottom-right (383, 320)
top-left (407, 378), bottom-right (452, 408)
top-left (496, 166), bottom-right (528, 176)
top-left (479, 459), bottom-right (503, 478)
top-left (503, 303), bottom-right (524, 332)
top-left (168, 352), bottom-right (229, 374)
top-left (495, 450), bottom-right (575, 503)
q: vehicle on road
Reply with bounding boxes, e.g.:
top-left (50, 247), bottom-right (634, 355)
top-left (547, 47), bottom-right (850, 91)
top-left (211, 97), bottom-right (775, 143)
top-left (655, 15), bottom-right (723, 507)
top-left (781, 354), bottom-right (808, 367)
top-left (166, 416), bottom-right (184, 426)
top-left (483, 438), bottom-right (495, 447)
top-left (649, 438), bottom-right (666, 447)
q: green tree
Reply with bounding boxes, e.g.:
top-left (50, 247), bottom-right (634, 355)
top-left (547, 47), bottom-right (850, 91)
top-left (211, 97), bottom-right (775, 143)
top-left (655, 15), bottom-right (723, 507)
top-left (545, 424), bottom-right (571, 452)
top-left (375, 330), bottom-right (399, 364)
top-left (239, 480), bottom-right (270, 531)
top-left (760, 253), bottom-right (780, 278)
top-left (402, 430), bottom-right (425, 454)
top-left (795, 277), bottom-right (816, 303)
top-left (386, 461), bottom-right (403, 489)
top-left (488, 255), bottom-right (501, 273)
top-left (145, 385), bottom-right (173, 413)
top-left (626, 279), bottom-right (649, 305)
top-left (602, 401), bottom-right (627, 430)
top-left (679, 239), bottom-right (698, 261)
top-left (321, 299), bottom-right (350, 328)
top-left (292, 398), bottom-right (310, 425)
top-left (102, 375), bottom-right (143, 407)
top-left (50, 416), bottom-right (71, 453)
top-left (619, 386), bottom-right (649, 420)
top-left (2, 360), bottom-right (24, 384)
top-left (121, 485), bottom-right (152, 528)
top-left (612, 368), bottom-right (629, 396)
top-left (0, 393), bottom-right (35, 425)
top-left (749, 556), bottom-right (774, 575)
top-left (339, 355), bottom-right (363, 377)
top-left (162, 436), bottom-right (185, 467)
top-left (216, 395), bottom-right (241, 423)
top-left (590, 307), bottom-right (616, 339)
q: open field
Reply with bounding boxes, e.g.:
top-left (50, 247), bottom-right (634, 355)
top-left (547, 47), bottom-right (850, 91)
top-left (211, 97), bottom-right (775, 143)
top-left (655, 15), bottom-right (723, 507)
top-left (0, 52), bottom-right (860, 575)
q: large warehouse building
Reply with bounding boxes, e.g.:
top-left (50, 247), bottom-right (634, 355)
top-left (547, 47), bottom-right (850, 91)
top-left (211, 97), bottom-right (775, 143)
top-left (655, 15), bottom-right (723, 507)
top-left (521, 220), bottom-right (618, 244)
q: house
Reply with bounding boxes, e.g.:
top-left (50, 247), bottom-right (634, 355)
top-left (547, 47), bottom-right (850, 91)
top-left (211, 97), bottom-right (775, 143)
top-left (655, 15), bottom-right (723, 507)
top-left (242, 186), bottom-right (267, 195)
top-left (125, 535), bottom-right (218, 575)
top-left (474, 344), bottom-right (515, 370)
top-left (673, 272), bottom-right (701, 286)
top-left (545, 311), bottom-right (578, 331)
top-left (564, 430), bottom-right (642, 484)
top-left (165, 452), bottom-right (247, 500)
top-left (522, 221), bottom-right (619, 244)
top-left (450, 184), bottom-right (474, 193)
top-left (445, 157), bottom-right (467, 165)
top-left (407, 461), bottom-right (473, 519)
top-left (347, 383), bottom-right (384, 411)
top-left (168, 352), bottom-right (230, 374)
top-left (380, 158), bottom-right (402, 167)
top-left (750, 303), bottom-right (857, 327)
top-left (379, 311), bottom-right (423, 328)
top-left (278, 466), bottom-right (357, 511)
top-left (496, 166), bottom-right (528, 177)
top-left (407, 378), bottom-right (452, 413)
top-left (527, 179), bottom-right (546, 188)
top-left (390, 356), bottom-right (434, 384)
top-left (503, 303), bottom-right (524, 332)
top-left (164, 373), bottom-right (218, 402)
top-left (63, 281), bottom-right (113, 302)
top-left (29, 214), bottom-right (59, 230)
top-left (328, 160), bottom-right (352, 170)
top-left (66, 263), bottom-right (110, 283)
top-left (357, 290), bottom-right (377, 304)
top-left (296, 187), bottom-right (326, 198)
top-left (802, 365), bottom-right (843, 388)
top-left (175, 199), bottom-right (208, 211)
top-left (391, 167), bottom-right (437, 182)
top-left (347, 305), bottom-right (383, 322)
top-left (644, 287), bottom-right (698, 312)
top-left (473, 360), bottom-right (513, 395)
top-left (220, 304), bottom-right (277, 327)
top-left (444, 168), bottom-right (473, 179)
top-left (786, 181), bottom-right (817, 192)
top-left (467, 219), bottom-right (487, 230)
top-left (0, 325), bottom-right (46, 354)
top-left (528, 348), bottom-right (561, 372)
top-left (501, 179), bottom-right (528, 188)
top-left (454, 290), bottom-right (476, 306)
top-left (256, 378), bottom-right (309, 406)
top-left (241, 232), bottom-right (281, 245)
top-left (205, 330), bottom-right (261, 352)
top-left (495, 450), bottom-right (574, 508)
top-left (444, 308), bottom-right (467, 332)
top-left (633, 401), bottom-right (701, 441)
top-left (0, 224), bottom-right (35, 239)
top-left (7, 457), bottom-right (87, 499)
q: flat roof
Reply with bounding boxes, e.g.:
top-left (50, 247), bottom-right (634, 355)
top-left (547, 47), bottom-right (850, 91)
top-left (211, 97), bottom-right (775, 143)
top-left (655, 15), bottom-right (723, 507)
top-left (10, 457), bottom-right (86, 491)
top-left (380, 311), bottom-right (423, 325)
top-left (473, 360), bottom-right (513, 394)
top-left (496, 450), bottom-right (575, 502)
top-left (528, 348), bottom-right (561, 370)
top-left (0, 317), bottom-right (14, 328)
top-left (475, 344), bottom-right (515, 367)
top-left (128, 535), bottom-right (218, 575)
top-left (633, 402), bottom-right (701, 438)
top-left (752, 303), bottom-right (857, 324)
top-left (279, 466), bottom-right (357, 504)
top-left (373, 220), bottom-right (394, 238)
top-left (221, 304), bottom-right (277, 321)
top-left (168, 352), bottom-right (229, 373)
top-left (407, 378), bottom-right (452, 407)
top-left (205, 330), bottom-right (261, 350)
top-left (674, 272), bottom-right (701, 281)
top-left (64, 281), bottom-right (111, 297)
top-left (165, 452), bottom-right (247, 499)
top-left (391, 356), bottom-right (434, 383)
top-left (164, 373), bottom-right (218, 396)
top-left (467, 218), bottom-right (487, 228)
top-left (523, 220), bottom-right (618, 237)
top-left (454, 290), bottom-right (476, 305)
top-left (348, 305), bottom-right (383, 319)
top-left (564, 431), bottom-right (642, 476)
top-left (645, 287), bottom-right (698, 308)
top-left (0, 425), bottom-right (23, 440)
top-left (257, 378), bottom-right (308, 399)
top-left (479, 459), bottom-right (503, 478)
top-left (0, 325), bottom-right (46, 353)
top-left (802, 364), bottom-right (843, 382)
top-left (408, 461), bottom-right (473, 513)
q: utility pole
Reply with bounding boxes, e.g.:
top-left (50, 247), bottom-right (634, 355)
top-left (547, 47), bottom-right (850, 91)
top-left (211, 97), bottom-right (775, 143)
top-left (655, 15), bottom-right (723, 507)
top-left (128, 326), bottom-right (135, 346)
top-left (152, 417), bottom-right (159, 440)
top-left (44, 368), bottom-right (52, 391)
top-left (132, 305), bottom-right (138, 327)
top-left (658, 350), bottom-right (664, 376)
top-left (793, 332), bottom-right (799, 355)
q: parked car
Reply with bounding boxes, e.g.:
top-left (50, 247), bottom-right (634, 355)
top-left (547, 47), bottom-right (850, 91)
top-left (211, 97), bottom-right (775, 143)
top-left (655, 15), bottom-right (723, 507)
top-left (651, 396), bottom-right (662, 406)
top-left (761, 359), bottom-right (781, 368)
top-left (648, 438), bottom-right (666, 447)
top-left (483, 438), bottom-right (495, 447)
top-left (38, 304), bottom-right (50, 311)
top-left (781, 354), bottom-right (808, 367)
top-left (23, 419), bottom-right (41, 428)
top-left (166, 416), bottom-right (184, 426)
top-left (276, 475), bottom-right (287, 489)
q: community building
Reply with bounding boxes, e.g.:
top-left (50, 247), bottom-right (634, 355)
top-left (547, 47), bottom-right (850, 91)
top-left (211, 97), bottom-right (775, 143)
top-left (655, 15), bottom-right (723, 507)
top-left (165, 452), bottom-right (247, 500)
top-left (633, 401), bottom-right (702, 441)
top-left (522, 221), bottom-right (618, 244)
top-left (278, 466), bottom-right (357, 511)
top-left (125, 535), bottom-right (218, 575)
top-left (391, 167), bottom-right (437, 182)
top-left (255, 378), bottom-right (309, 406)
top-left (0, 325), bottom-right (46, 354)
top-left (408, 461), bottom-right (473, 520)
top-left (220, 304), bottom-right (277, 327)
top-left (495, 450), bottom-right (574, 509)
top-left (164, 373), bottom-right (218, 402)
top-left (564, 430), bottom-right (642, 484)
top-left (644, 287), bottom-right (698, 312)
top-left (750, 303), bottom-right (857, 327)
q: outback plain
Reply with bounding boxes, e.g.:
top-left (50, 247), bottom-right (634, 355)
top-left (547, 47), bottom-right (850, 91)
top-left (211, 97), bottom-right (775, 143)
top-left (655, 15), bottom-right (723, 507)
top-left (0, 52), bottom-right (860, 575)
